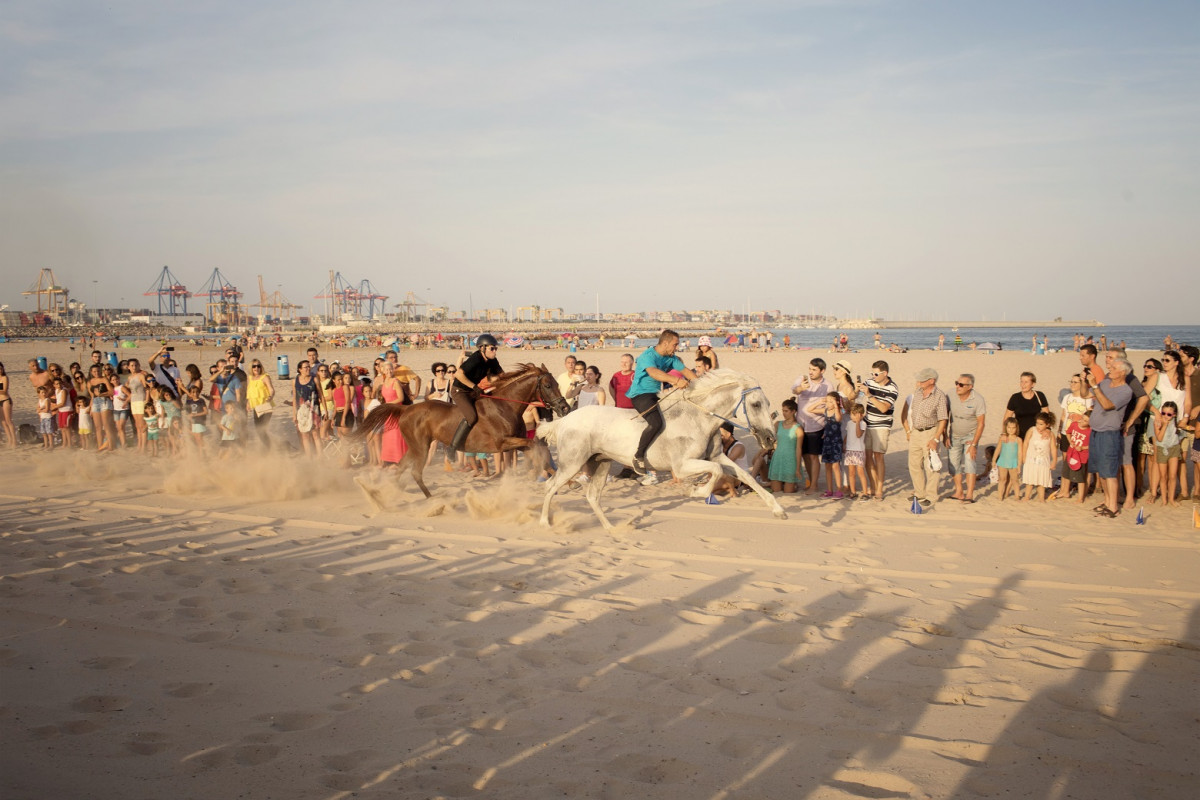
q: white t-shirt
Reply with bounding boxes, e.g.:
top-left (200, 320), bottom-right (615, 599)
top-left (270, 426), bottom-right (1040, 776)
top-left (844, 417), bottom-right (866, 453)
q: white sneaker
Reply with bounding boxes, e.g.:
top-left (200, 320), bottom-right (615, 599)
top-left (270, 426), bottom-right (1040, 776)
top-left (576, 474), bottom-right (589, 485)
top-left (640, 473), bottom-right (659, 486)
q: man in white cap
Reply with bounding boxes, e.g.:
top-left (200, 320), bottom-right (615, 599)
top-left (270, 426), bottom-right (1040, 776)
top-left (903, 367), bottom-right (949, 507)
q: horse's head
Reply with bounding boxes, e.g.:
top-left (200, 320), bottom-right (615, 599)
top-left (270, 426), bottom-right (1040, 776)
top-left (535, 364), bottom-right (571, 417)
top-left (686, 370), bottom-right (776, 451)
top-left (738, 383), bottom-right (777, 451)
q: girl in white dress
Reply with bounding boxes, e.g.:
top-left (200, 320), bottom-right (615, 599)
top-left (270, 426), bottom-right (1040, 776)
top-left (1021, 411), bottom-right (1058, 502)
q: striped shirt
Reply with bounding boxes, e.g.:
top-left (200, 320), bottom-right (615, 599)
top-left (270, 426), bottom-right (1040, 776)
top-left (864, 378), bottom-right (899, 429)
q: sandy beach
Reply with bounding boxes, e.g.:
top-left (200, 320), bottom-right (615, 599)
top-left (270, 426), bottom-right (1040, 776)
top-left (1, 339), bottom-right (1197, 799)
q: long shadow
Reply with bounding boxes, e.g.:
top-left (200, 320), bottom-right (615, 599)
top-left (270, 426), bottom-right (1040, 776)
top-left (948, 602), bottom-right (1200, 799)
top-left (787, 572), bottom-right (1024, 798)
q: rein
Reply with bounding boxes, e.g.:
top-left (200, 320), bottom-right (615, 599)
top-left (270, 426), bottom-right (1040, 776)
top-left (676, 384), bottom-right (763, 432)
top-left (479, 394), bottom-right (545, 408)
top-left (476, 369), bottom-right (552, 409)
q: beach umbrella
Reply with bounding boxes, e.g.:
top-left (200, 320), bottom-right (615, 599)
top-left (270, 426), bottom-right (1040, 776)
top-left (505, 335), bottom-right (524, 348)
top-left (978, 342), bottom-right (998, 351)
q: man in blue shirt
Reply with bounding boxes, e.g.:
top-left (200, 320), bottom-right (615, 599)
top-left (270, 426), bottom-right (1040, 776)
top-left (627, 329), bottom-right (697, 475)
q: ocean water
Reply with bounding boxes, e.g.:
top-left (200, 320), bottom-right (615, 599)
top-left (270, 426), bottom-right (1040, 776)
top-left (540, 325), bottom-right (1198, 353)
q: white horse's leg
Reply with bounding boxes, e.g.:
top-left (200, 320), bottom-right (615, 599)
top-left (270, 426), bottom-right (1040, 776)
top-left (540, 448), bottom-right (588, 526)
top-left (583, 459), bottom-right (616, 531)
top-left (675, 457), bottom-right (726, 498)
top-left (715, 452), bottom-right (788, 519)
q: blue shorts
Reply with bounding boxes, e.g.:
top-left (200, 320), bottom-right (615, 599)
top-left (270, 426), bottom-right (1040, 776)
top-left (1090, 430), bottom-right (1121, 479)
top-left (39, 417), bottom-right (56, 435)
top-left (947, 435), bottom-right (977, 476)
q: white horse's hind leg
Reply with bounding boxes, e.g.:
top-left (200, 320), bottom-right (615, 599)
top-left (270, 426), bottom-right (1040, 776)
top-left (715, 452), bottom-right (788, 519)
top-left (583, 459), bottom-right (616, 531)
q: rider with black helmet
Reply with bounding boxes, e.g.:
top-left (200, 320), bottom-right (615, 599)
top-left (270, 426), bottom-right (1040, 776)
top-left (449, 334), bottom-right (504, 453)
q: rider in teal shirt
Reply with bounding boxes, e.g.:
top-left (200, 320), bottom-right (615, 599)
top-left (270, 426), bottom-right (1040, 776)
top-left (627, 329), bottom-right (697, 475)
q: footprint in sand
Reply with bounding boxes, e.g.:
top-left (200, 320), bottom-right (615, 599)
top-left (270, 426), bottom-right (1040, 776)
top-left (125, 731), bottom-right (170, 755)
top-left (828, 768), bottom-right (919, 798)
top-left (322, 750), bottom-right (378, 772)
top-left (72, 695), bottom-right (131, 713)
top-left (255, 711), bottom-right (331, 732)
top-left (233, 744), bottom-right (280, 765)
top-left (605, 753), bottom-right (701, 785)
top-left (164, 682), bottom-right (215, 698)
top-left (80, 655), bottom-right (138, 670)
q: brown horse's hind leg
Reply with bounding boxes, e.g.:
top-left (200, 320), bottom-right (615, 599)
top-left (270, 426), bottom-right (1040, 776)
top-left (404, 447), bottom-right (432, 498)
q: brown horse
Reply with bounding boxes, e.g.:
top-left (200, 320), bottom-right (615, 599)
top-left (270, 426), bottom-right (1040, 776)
top-left (357, 363), bottom-right (569, 499)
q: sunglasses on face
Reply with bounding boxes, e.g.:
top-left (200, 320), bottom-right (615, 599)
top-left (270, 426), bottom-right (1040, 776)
top-left (954, 382), bottom-right (971, 387)
top-left (1162, 412), bottom-right (1175, 418)
top-left (1144, 364), bottom-right (1157, 369)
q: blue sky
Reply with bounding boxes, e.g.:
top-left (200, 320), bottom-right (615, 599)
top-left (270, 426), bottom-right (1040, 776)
top-left (2, 1), bottom-right (1197, 323)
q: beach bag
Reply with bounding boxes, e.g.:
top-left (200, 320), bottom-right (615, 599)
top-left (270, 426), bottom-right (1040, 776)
top-left (296, 401), bottom-right (313, 433)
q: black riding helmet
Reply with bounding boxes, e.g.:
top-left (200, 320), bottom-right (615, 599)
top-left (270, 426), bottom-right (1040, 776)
top-left (476, 333), bottom-right (499, 349)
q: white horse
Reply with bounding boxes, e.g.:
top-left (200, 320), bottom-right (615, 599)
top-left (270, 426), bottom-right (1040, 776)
top-left (536, 369), bottom-right (788, 530)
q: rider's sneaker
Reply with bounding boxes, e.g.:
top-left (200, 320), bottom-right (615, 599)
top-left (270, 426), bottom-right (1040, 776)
top-left (632, 457), bottom-right (648, 476)
top-left (640, 473), bottom-right (659, 486)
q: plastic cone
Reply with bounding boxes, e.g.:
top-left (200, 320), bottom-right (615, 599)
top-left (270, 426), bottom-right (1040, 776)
top-left (705, 494), bottom-right (720, 505)
top-left (910, 497), bottom-right (923, 514)
top-left (1135, 506), bottom-right (1145, 525)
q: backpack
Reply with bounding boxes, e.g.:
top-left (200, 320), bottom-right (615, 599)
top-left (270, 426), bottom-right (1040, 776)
top-left (18, 423), bottom-right (39, 445)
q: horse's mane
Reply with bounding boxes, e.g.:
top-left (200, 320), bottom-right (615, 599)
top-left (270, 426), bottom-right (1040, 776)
top-left (681, 368), bottom-right (747, 401)
top-left (491, 363), bottom-right (546, 388)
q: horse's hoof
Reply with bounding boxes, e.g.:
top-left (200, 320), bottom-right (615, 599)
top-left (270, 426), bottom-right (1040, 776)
top-left (774, 510), bottom-right (788, 520)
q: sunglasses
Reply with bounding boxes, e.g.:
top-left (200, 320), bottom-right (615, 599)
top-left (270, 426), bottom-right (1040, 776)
top-left (434, 369), bottom-right (445, 373)
top-left (1162, 412), bottom-right (1175, 418)
top-left (252, 365), bottom-right (262, 370)
top-left (447, 368), bottom-right (457, 373)
top-left (954, 382), bottom-right (971, 387)
top-left (1144, 364), bottom-right (1157, 369)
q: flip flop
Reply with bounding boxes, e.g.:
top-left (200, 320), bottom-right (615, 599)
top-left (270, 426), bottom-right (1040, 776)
top-left (961, 498), bottom-right (975, 504)
top-left (1094, 507), bottom-right (1120, 518)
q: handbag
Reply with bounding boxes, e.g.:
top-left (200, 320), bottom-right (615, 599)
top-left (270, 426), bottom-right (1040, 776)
top-left (254, 402), bottom-right (273, 418)
top-left (296, 401), bottom-right (313, 432)
top-left (927, 449), bottom-right (943, 472)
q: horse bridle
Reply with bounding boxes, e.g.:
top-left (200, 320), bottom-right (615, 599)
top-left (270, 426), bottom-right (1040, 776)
top-left (676, 383), bottom-right (763, 432)
top-left (478, 371), bottom-right (568, 415)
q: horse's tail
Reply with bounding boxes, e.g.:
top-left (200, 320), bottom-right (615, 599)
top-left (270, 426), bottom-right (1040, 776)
top-left (354, 402), bottom-right (404, 440)
top-left (535, 417), bottom-right (562, 447)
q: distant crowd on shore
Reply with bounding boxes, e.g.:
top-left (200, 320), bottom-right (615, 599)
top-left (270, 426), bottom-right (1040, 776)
top-left (1, 333), bottom-right (1195, 515)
